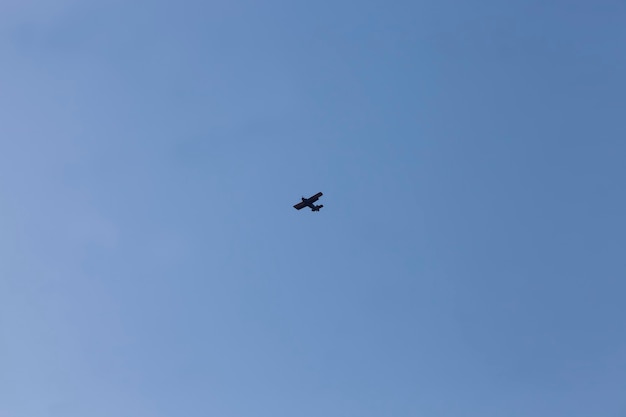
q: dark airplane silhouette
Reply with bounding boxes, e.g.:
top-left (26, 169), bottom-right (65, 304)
top-left (293, 192), bottom-right (324, 212)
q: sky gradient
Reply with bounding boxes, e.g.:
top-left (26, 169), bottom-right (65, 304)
top-left (1, 1), bottom-right (625, 416)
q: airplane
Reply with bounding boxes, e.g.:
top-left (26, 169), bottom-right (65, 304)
top-left (293, 192), bottom-right (324, 212)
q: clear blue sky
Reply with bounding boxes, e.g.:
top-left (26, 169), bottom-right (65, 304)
top-left (1, 1), bottom-right (625, 416)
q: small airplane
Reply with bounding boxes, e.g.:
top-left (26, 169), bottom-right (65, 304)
top-left (293, 192), bottom-right (324, 212)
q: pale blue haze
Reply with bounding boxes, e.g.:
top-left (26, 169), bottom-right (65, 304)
top-left (1, 1), bottom-right (625, 416)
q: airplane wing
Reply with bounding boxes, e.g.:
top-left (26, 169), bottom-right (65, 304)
top-left (308, 192), bottom-right (323, 202)
top-left (293, 192), bottom-right (323, 210)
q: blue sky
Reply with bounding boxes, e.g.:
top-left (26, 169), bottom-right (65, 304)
top-left (1, 1), bottom-right (625, 416)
